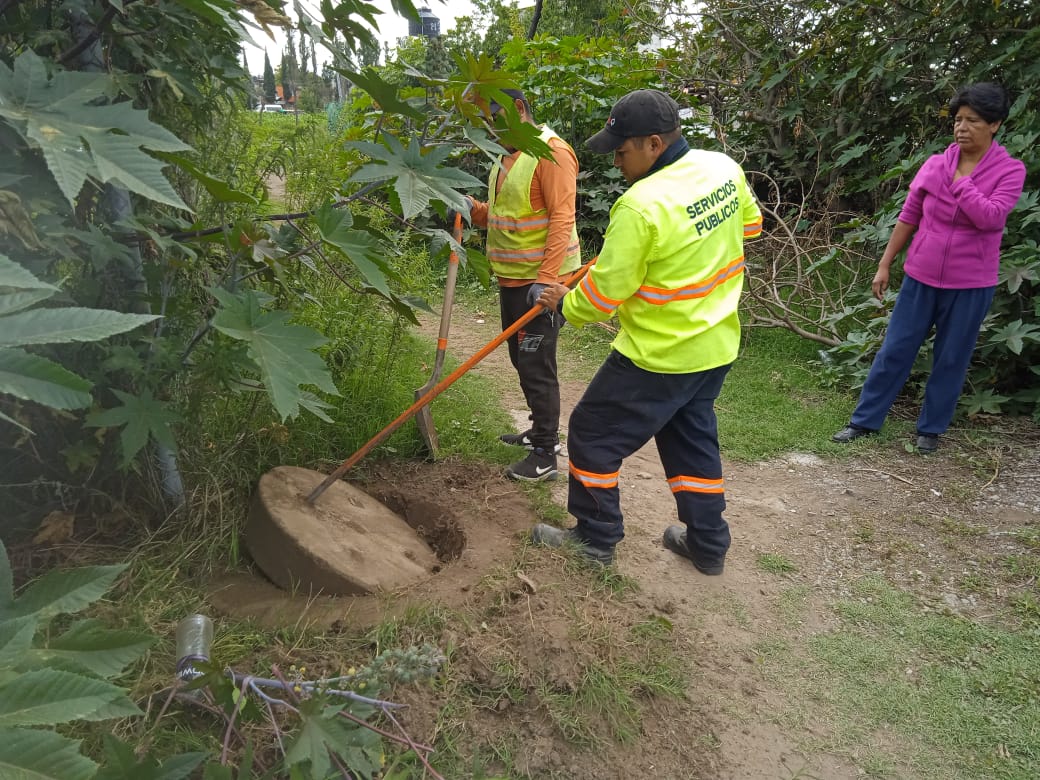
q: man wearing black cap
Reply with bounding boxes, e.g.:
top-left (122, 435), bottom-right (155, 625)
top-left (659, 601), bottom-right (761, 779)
top-left (464, 89), bottom-right (582, 482)
top-left (529, 89), bottom-right (763, 573)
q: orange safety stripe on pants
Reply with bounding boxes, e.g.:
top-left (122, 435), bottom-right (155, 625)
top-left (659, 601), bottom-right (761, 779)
top-left (569, 463), bottom-right (620, 489)
top-left (667, 474), bottom-right (725, 494)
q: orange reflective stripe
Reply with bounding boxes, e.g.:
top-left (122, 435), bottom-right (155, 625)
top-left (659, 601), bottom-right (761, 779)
top-left (635, 256), bottom-right (744, 305)
top-left (488, 247), bottom-right (546, 261)
top-left (667, 475), bottom-right (725, 494)
top-left (744, 218), bottom-right (762, 238)
top-left (580, 273), bottom-right (624, 314)
top-left (488, 214), bottom-right (551, 231)
top-left (570, 463), bottom-right (620, 489)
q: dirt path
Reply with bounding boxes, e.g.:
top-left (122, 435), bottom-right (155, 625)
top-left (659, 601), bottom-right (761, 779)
top-left (214, 298), bottom-right (1038, 779)
top-left (427, 304), bottom-right (1039, 779)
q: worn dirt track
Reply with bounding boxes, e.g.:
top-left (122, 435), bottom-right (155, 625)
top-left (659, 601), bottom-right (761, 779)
top-left (212, 299), bottom-right (1039, 779)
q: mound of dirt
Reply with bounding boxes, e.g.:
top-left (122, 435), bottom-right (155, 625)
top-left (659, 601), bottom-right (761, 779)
top-left (211, 461), bottom-right (542, 629)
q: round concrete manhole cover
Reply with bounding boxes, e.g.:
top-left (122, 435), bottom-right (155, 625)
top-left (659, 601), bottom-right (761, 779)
top-left (245, 465), bottom-right (438, 596)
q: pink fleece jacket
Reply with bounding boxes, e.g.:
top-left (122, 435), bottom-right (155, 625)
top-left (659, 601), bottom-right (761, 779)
top-left (899, 141), bottom-right (1026, 289)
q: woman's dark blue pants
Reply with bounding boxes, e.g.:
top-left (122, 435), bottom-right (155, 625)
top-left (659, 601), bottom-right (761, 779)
top-left (850, 276), bottom-right (995, 435)
top-left (566, 351), bottom-right (732, 562)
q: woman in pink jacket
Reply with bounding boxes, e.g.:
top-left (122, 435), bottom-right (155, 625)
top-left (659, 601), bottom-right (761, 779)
top-left (832, 83), bottom-right (1026, 453)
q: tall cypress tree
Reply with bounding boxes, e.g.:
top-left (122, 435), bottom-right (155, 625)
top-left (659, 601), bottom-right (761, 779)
top-left (262, 51), bottom-right (276, 102)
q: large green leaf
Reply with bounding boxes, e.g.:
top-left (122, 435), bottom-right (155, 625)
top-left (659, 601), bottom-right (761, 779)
top-left (4, 563), bottom-right (126, 621)
top-left (0, 669), bottom-right (139, 726)
top-left (346, 135), bottom-right (483, 220)
top-left (28, 619), bottom-right (153, 679)
top-left (986, 319), bottom-right (1040, 356)
top-left (0, 289), bottom-right (56, 316)
top-left (334, 66), bottom-right (425, 120)
top-left (0, 51), bottom-right (191, 209)
top-left (0, 616), bottom-right (36, 670)
top-left (95, 735), bottom-right (207, 780)
top-left (285, 701), bottom-right (361, 780)
top-left (0, 307), bottom-right (158, 347)
top-left (150, 151), bottom-right (258, 205)
top-left (86, 389), bottom-right (181, 466)
top-left (0, 727), bottom-right (96, 780)
top-left (0, 253), bottom-right (59, 293)
top-left (0, 540), bottom-right (12, 610)
top-left (0, 348), bottom-right (94, 410)
top-left (313, 204), bottom-right (393, 298)
top-left (210, 289), bottom-right (339, 421)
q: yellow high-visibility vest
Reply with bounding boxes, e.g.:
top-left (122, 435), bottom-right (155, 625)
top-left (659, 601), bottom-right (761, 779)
top-left (486, 126), bottom-right (581, 281)
top-left (563, 148), bottom-right (763, 373)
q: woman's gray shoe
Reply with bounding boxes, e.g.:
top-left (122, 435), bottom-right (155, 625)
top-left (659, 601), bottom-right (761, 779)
top-left (916, 433), bottom-right (939, 453)
top-left (531, 524), bottom-right (614, 565)
top-left (662, 526), bottom-right (725, 575)
top-left (831, 425), bottom-right (876, 443)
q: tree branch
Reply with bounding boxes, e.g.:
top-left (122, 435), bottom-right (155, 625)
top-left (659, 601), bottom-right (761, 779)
top-left (527, 0), bottom-right (543, 40)
top-left (59, 3), bottom-right (124, 64)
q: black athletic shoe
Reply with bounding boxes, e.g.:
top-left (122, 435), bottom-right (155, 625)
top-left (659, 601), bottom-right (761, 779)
top-left (505, 447), bottom-right (558, 482)
top-left (499, 430), bottom-right (562, 454)
top-left (531, 523), bottom-right (614, 565)
top-left (662, 526), bottom-right (725, 575)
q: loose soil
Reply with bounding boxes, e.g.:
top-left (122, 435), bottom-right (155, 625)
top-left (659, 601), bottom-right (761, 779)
top-left (213, 304), bottom-right (1040, 779)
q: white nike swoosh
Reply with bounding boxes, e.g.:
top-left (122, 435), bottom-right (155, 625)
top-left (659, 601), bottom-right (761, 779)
top-left (535, 465), bottom-right (555, 476)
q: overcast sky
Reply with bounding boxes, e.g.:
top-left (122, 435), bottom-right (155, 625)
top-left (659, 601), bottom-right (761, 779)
top-left (242, 0), bottom-right (477, 75)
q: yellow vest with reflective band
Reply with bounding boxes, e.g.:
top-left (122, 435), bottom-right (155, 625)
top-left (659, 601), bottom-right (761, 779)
top-left (562, 149), bottom-right (763, 373)
top-left (486, 126), bottom-right (581, 281)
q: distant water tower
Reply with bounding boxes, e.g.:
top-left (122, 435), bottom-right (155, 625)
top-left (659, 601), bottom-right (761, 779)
top-left (409, 6), bottom-right (441, 37)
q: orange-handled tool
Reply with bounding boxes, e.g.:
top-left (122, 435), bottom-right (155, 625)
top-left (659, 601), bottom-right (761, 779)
top-left (306, 260), bottom-right (595, 504)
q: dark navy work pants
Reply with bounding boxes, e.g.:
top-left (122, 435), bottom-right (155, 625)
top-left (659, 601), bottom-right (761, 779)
top-left (851, 276), bottom-right (995, 435)
top-left (567, 351), bottom-right (732, 561)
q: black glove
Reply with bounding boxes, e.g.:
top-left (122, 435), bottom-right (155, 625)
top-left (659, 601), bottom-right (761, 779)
top-left (526, 282), bottom-right (548, 308)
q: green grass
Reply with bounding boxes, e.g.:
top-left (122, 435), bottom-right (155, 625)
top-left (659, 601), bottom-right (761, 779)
top-left (719, 326), bottom-right (881, 460)
top-left (775, 575), bottom-right (1040, 780)
top-left (756, 552), bottom-right (799, 575)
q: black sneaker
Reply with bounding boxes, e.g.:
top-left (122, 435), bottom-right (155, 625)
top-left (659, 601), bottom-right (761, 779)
top-left (662, 526), bottom-right (725, 575)
top-left (505, 447), bottom-right (559, 482)
top-left (531, 523), bottom-right (614, 565)
top-left (499, 430), bottom-right (562, 454)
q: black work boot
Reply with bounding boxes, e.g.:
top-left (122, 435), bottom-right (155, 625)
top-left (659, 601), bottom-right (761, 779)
top-left (531, 524), bottom-right (614, 565)
top-left (499, 429), bottom-right (562, 454)
top-left (662, 526), bottom-right (725, 575)
top-left (505, 447), bottom-right (558, 482)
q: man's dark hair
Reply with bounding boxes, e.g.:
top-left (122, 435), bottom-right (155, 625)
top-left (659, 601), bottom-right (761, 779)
top-left (492, 88), bottom-right (534, 121)
top-left (630, 128), bottom-right (682, 149)
top-left (949, 82), bottom-right (1011, 125)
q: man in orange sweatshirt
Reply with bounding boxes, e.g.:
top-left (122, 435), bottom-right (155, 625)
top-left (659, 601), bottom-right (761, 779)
top-left (466, 89), bottom-right (582, 482)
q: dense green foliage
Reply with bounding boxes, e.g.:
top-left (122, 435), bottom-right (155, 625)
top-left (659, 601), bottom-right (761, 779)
top-left (1, 0), bottom-right (1038, 775)
top-left (666, 0), bottom-right (1040, 418)
top-left (0, 539), bottom-right (171, 779)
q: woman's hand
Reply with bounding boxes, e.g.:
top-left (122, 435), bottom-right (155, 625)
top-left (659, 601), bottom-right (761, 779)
top-left (872, 265), bottom-right (890, 300)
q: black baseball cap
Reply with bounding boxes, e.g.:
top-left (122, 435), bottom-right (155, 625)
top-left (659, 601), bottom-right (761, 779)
top-left (586, 89), bottom-right (681, 153)
top-left (489, 89), bottom-right (527, 114)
